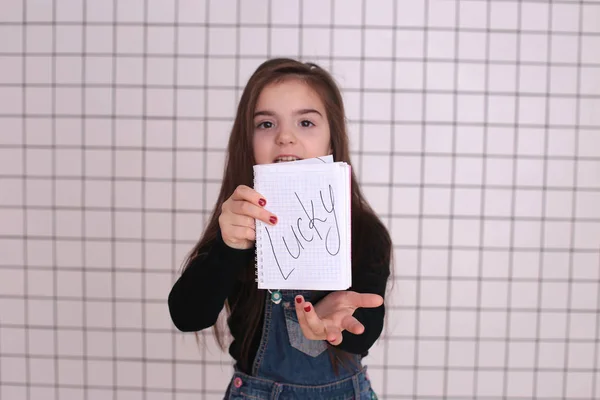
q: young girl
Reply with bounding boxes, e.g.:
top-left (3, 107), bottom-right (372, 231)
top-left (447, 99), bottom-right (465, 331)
top-left (168, 58), bottom-right (392, 399)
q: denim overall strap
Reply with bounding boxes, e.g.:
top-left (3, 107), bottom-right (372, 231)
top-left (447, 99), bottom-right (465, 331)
top-left (250, 290), bottom-right (274, 376)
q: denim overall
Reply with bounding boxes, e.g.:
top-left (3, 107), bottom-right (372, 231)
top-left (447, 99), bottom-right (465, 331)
top-left (224, 290), bottom-right (377, 399)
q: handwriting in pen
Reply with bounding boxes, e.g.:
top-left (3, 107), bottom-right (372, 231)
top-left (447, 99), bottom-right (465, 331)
top-left (264, 184), bottom-right (341, 280)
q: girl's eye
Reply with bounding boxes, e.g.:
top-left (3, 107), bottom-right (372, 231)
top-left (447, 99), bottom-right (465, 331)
top-left (300, 120), bottom-right (314, 127)
top-left (257, 121), bottom-right (273, 129)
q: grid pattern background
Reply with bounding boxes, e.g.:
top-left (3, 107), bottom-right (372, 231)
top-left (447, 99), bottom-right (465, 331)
top-left (1, 0), bottom-right (599, 399)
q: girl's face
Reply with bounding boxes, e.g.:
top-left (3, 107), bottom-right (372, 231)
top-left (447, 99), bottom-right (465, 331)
top-left (252, 79), bottom-right (332, 164)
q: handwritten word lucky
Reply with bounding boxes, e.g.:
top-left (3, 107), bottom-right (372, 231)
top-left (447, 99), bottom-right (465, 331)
top-left (264, 184), bottom-right (341, 280)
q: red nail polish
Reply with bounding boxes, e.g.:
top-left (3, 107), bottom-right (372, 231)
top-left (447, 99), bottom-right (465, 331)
top-left (269, 216), bottom-right (277, 224)
top-left (258, 198), bottom-right (266, 207)
top-left (295, 297), bottom-right (302, 304)
top-left (304, 305), bottom-right (311, 312)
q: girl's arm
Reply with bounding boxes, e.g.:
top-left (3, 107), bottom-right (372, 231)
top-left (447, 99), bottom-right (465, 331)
top-left (167, 229), bottom-right (254, 332)
top-left (309, 211), bottom-right (392, 354)
top-left (333, 264), bottom-right (389, 354)
top-left (168, 185), bottom-right (274, 332)
top-left (333, 211), bottom-right (392, 354)
top-left (295, 212), bottom-right (392, 353)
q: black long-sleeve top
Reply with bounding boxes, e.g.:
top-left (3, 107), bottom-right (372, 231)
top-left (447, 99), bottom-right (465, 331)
top-left (168, 211), bottom-right (391, 373)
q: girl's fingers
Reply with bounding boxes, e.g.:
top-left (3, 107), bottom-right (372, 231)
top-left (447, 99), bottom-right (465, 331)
top-left (295, 295), bottom-right (326, 339)
top-left (230, 185), bottom-right (267, 207)
top-left (293, 295), bottom-right (364, 342)
top-left (230, 225), bottom-right (256, 242)
top-left (231, 199), bottom-right (277, 226)
top-left (340, 314), bottom-right (364, 335)
top-left (343, 292), bottom-right (384, 309)
top-left (230, 214), bottom-right (256, 230)
top-left (294, 296), bottom-right (314, 339)
top-left (325, 325), bottom-right (343, 346)
top-left (222, 185), bottom-right (276, 226)
top-left (295, 296), bottom-right (322, 340)
top-left (301, 301), bottom-right (326, 338)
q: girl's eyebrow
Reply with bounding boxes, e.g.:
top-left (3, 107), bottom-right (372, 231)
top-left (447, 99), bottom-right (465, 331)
top-left (295, 108), bottom-right (323, 117)
top-left (253, 108), bottom-right (323, 118)
top-left (253, 110), bottom-right (276, 118)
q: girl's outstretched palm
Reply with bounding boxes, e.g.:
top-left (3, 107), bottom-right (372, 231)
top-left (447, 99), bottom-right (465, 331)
top-left (294, 291), bottom-right (383, 346)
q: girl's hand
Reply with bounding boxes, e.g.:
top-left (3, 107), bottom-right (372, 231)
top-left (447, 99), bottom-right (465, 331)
top-left (294, 291), bottom-right (383, 346)
top-left (218, 185), bottom-right (277, 250)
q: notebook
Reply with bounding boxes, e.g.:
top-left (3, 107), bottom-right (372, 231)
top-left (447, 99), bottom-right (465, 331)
top-left (253, 156), bottom-right (352, 290)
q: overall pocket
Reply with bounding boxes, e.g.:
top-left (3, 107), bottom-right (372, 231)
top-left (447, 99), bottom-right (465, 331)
top-left (282, 301), bottom-right (328, 358)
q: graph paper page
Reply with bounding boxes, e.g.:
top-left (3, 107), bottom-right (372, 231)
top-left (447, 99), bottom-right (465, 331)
top-left (253, 160), bottom-right (351, 290)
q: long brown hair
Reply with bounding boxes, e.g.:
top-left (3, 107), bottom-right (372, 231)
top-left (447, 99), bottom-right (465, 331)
top-left (181, 58), bottom-right (392, 373)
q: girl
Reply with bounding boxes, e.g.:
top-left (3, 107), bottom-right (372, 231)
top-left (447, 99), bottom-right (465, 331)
top-left (168, 58), bottom-right (392, 399)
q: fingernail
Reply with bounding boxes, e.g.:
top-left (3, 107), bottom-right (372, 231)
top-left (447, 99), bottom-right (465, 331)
top-left (269, 216), bottom-right (277, 224)
top-left (258, 198), bottom-right (266, 207)
top-left (295, 296), bottom-right (302, 304)
top-left (304, 305), bottom-right (311, 312)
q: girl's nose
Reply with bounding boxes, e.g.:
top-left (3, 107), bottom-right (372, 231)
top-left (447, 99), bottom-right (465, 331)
top-left (276, 129), bottom-right (296, 145)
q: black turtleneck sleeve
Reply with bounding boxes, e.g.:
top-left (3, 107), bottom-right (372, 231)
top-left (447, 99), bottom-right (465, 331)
top-left (167, 230), bottom-right (255, 332)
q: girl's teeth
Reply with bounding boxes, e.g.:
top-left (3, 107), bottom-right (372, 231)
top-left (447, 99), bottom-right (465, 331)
top-left (276, 156), bottom-right (298, 162)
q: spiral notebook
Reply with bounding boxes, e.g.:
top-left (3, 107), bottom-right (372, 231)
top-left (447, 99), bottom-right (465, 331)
top-left (253, 156), bottom-right (352, 290)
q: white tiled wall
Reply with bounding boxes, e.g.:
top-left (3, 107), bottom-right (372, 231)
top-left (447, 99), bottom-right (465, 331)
top-left (1, 0), bottom-right (599, 399)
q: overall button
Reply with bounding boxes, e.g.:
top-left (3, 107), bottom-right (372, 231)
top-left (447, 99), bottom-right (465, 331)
top-left (233, 377), bottom-right (243, 388)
